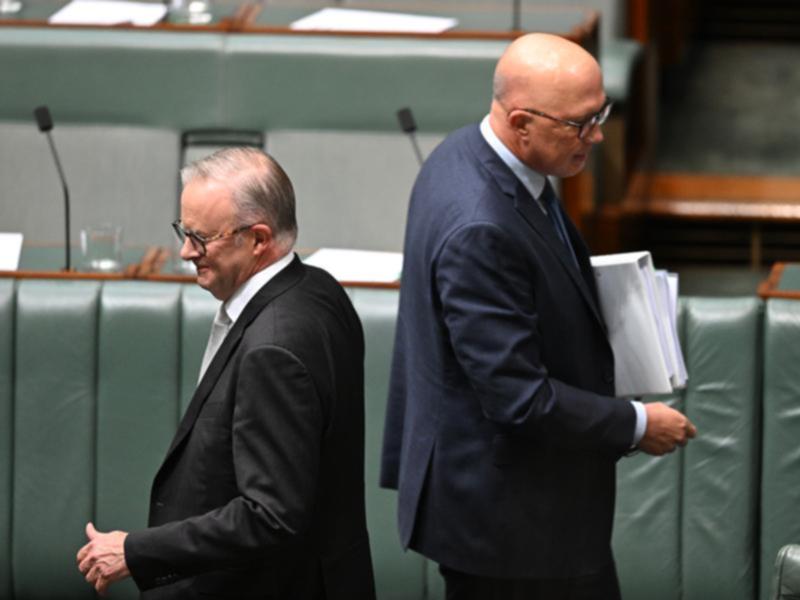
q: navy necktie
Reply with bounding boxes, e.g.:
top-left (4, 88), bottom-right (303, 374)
top-left (539, 180), bottom-right (579, 268)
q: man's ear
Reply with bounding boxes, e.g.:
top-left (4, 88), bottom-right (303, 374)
top-left (250, 223), bottom-right (273, 255)
top-left (507, 110), bottom-right (532, 138)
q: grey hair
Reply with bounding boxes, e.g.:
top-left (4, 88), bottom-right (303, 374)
top-left (181, 147), bottom-right (298, 252)
top-left (492, 69), bottom-right (509, 102)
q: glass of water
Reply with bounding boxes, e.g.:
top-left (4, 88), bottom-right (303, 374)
top-left (80, 225), bottom-right (122, 273)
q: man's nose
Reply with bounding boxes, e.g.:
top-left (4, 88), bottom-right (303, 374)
top-left (179, 237), bottom-right (199, 261)
top-left (585, 122), bottom-right (604, 144)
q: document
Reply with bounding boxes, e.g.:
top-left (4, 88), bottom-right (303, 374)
top-left (304, 248), bottom-right (402, 283)
top-left (590, 251), bottom-right (687, 397)
top-left (0, 233), bottom-right (23, 271)
top-left (49, 0), bottom-right (167, 26)
top-left (290, 7), bottom-right (457, 34)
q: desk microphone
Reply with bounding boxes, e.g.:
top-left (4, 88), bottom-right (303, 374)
top-left (34, 105), bottom-right (72, 271)
top-left (396, 107), bottom-right (424, 167)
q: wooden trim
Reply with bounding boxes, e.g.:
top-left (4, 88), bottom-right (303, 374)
top-left (628, 0), bottom-right (649, 44)
top-left (621, 172), bottom-right (800, 222)
top-left (647, 173), bottom-right (800, 202)
top-left (0, 269), bottom-right (399, 289)
top-left (758, 262), bottom-right (800, 300)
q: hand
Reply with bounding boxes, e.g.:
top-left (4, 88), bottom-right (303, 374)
top-left (76, 522), bottom-right (131, 596)
top-left (638, 402), bottom-right (697, 456)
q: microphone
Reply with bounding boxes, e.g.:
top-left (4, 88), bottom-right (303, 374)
top-left (396, 107), bottom-right (424, 167)
top-left (511, 0), bottom-right (521, 31)
top-left (34, 105), bottom-right (72, 272)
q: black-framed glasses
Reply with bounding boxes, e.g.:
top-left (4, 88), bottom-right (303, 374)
top-left (171, 220), bottom-right (255, 257)
top-left (513, 100), bottom-right (613, 140)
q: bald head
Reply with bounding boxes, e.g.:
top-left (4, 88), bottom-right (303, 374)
top-left (488, 33), bottom-right (607, 177)
top-left (493, 33), bottom-right (600, 111)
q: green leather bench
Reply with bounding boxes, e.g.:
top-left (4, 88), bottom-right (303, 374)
top-left (771, 545), bottom-right (800, 600)
top-left (2, 277), bottom-right (799, 600)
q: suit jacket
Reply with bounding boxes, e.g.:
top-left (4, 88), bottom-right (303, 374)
top-left (380, 124), bottom-right (636, 579)
top-left (126, 256), bottom-right (376, 600)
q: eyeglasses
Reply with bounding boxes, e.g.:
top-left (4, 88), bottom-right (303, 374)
top-left (512, 100), bottom-right (613, 140)
top-left (171, 220), bottom-right (255, 257)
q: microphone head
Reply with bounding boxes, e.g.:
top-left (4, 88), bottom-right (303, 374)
top-left (34, 106), bottom-right (54, 132)
top-left (396, 107), bottom-right (417, 134)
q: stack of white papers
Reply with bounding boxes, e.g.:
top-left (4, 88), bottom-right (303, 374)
top-left (290, 7), bottom-right (457, 34)
top-left (0, 233), bottom-right (23, 271)
top-left (49, 0), bottom-right (167, 26)
top-left (303, 248), bottom-right (402, 283)
top-left (591, 251), bottom-right (687, 397)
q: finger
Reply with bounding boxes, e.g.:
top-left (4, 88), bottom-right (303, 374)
top-left (686, 422), bottom-right (698, 437)
top-left (78, 554), bottom-right (93, 575)
top-left (76, 543), bottom-right (88, 563)
top-left (96, 576), bottom-right (109, 597)
top-left (85, 563), bottom-right (98, 584)
top-left (86, 522), bottom-right (97, 540)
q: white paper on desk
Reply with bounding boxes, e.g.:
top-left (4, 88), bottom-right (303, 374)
top-left (290, 7), bottom-right (457, 34)
top-left (591, 251), bottom-right (681, 397)
top-left (49, 0), bottom-right (167, 26)
top-left (0, 233), bottom-right (23, 271)
top-left (304, 248), bottom-right (402, 283)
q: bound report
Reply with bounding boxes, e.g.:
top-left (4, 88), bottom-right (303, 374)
top-left (590, 251), bottom-right (688, 397)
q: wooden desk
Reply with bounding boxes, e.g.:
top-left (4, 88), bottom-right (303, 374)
top-left (242, 2), bottom-right (598, 47)
top-left (3, 244), bottom-right (400, 288)
top-left (0, 0), bottom-right (250, 31)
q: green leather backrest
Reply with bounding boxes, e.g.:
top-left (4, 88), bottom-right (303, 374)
top-left (614, 297), bottom-right (763, 600)
top-left (613, 302), bottom-right (686, 600)
top-left (95, 283), bottom-right (184, 600)
top-left (761, 300), bottom-right (800, 600)
top-left (220, 35), bottom-right (504, 133)
top-left (349, 287), bottom-right (427, 600)
top-left (0, 28), bottom-right (225, 127)
top-left (14, 280), bottom-right (100, 599)
top-left (0, 281), bottom-right (14, 600)
top-left (681, 297), bottom-right (762, 600)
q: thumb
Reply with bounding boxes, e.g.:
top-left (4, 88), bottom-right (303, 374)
top-left (86, 522), bottom-right (98, 540)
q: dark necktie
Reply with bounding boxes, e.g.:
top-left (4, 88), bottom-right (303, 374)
top-left (539, 180), bottom-right (579, 268)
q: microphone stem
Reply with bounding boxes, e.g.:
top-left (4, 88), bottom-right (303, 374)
top-left (46, 131), bottom-right (71, 271)
top-left (512, 0), bottom-right (521, 31)
top-left (409, 133), bottom-right (424, 167)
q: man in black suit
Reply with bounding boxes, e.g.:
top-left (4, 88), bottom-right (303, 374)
top-left (381, 33), bottom-right (696, 599)
top-left (77, 148), bottom-right (376, 599)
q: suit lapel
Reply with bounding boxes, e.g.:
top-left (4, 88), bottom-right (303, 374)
top-left (467, 127), bottom-right (606, 333)
top-left (161, 255), bottom-right (306, 464)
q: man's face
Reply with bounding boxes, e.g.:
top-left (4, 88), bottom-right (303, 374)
top-left (179, 179), bottom-right (255, 301)
top-left (515, 67), bottom-right (607, 178)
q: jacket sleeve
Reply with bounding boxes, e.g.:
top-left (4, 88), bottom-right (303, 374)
top-left (435, 221), bottom-right (635, 454)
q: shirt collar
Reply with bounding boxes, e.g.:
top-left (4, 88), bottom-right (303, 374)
top-left (221, 251), bottom-right (294, 325)
top-left (479, 115), bottom-right (548, 210)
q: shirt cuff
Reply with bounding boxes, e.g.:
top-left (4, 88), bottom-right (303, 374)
top-left (630, 400), bottom-right (647, 447)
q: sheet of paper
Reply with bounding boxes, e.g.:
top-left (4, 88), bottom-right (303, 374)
top-left (290, 7), bottom-right (457, 34)
top-left (304, 248), bottom-right (402, 283)
top-left (0, 233), bottom-right (23, 271)
top-left (666, 272), bottom-right (688, 385)
top-left (591, 251), bottom-right (673, 397)
top-left (49, 0), bottom-right (167, 26)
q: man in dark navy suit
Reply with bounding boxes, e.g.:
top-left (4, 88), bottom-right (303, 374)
top-left (381, 33), bottom-right (696, 600)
